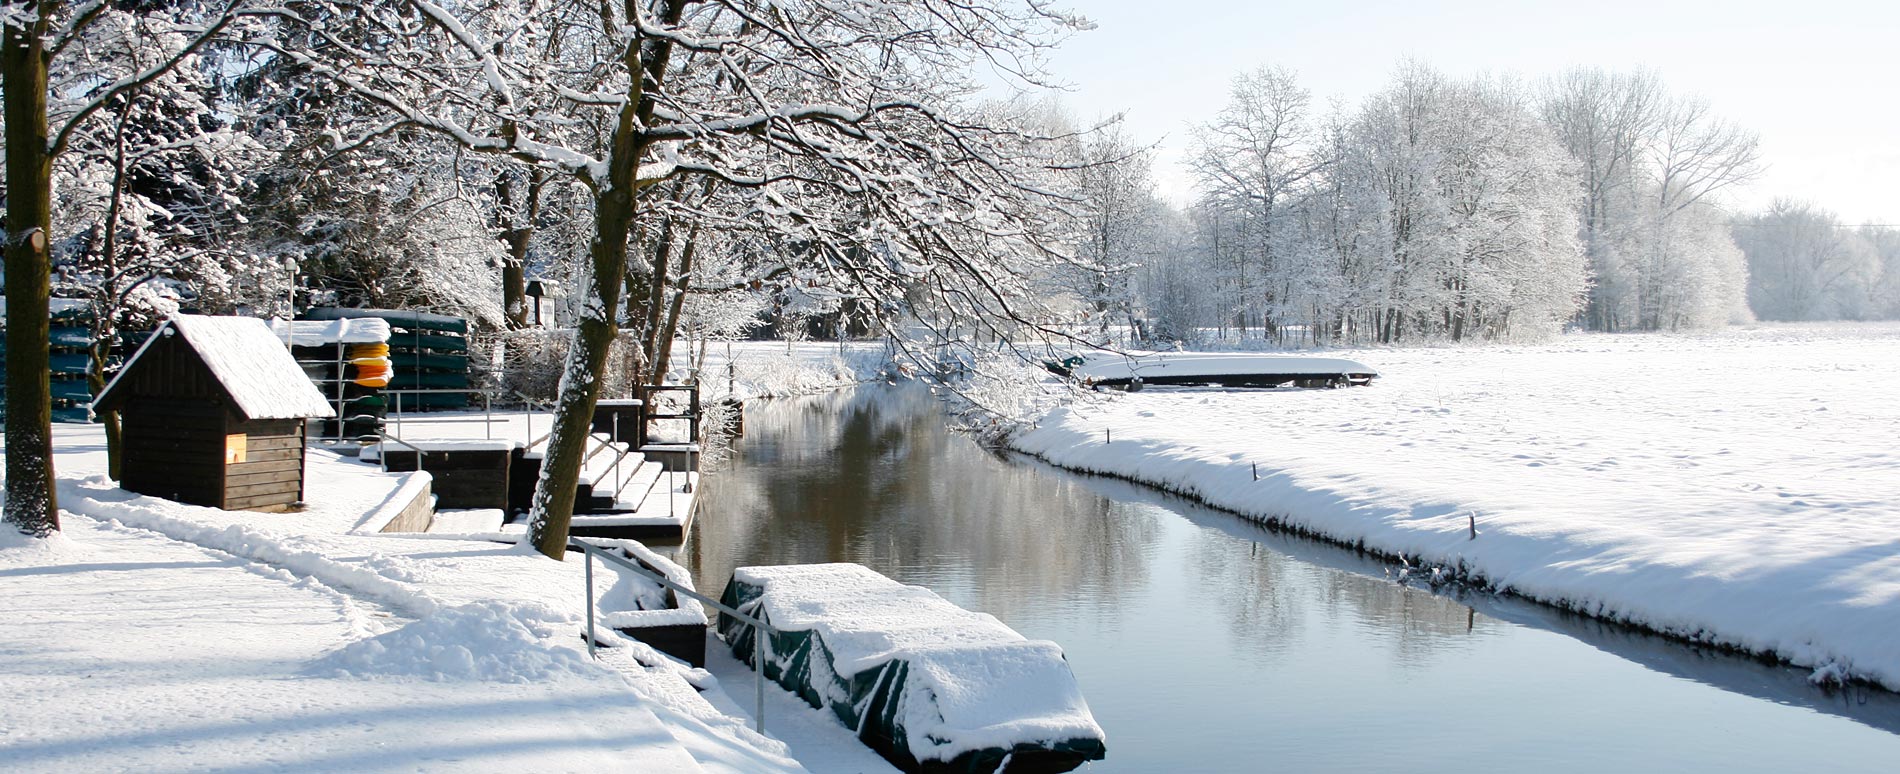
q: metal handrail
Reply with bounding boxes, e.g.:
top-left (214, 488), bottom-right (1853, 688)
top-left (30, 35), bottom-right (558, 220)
top-left (607, 445), bottom-right (642, 502)
top-left (373, 432), bottom-right (430, 472)
top-left (568, 538), bottom-right (776, 733)
top-left (382, 388), bottom-right (495, 440)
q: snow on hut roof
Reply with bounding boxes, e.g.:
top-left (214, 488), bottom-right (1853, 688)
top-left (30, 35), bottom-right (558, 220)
top-left (98, 315), bottom-right (335, 420)
top-left (269, 317), bottom-right (392, 346)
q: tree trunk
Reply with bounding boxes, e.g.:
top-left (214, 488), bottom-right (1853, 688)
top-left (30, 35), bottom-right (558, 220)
top-left (525, 179), bottom-right (638, 558)
top-left (3, 9), bottom-right (58, 536)
top-left (86, 338), bottom-right (123, 481)
top-left (628, 207), bottom-right (673, 379)
top-left (495, 170), bottom-right (543, 330)
top-left (652, 227), bottom-right (699, 382)
top-left (526, 3), bottom-right (682, 557)
top-left (502, 237), bottom-right (529, 327)
top-left (93, 100), bottom-right (134, 481)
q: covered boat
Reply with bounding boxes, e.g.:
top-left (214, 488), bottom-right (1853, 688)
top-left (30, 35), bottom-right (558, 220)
top-left (719, 564), bottom-right (1106, 774)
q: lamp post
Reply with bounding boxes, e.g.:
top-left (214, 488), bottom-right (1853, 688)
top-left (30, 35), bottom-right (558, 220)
top-left (525, 279), bottom-right (546, 326)
top-left (282, 255), bottom-right (299, 350)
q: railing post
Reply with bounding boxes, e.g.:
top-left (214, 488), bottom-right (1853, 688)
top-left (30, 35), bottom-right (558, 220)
top-left (565, 538), bottom-right (777, 735)
top-left (584, 544), bottom-right (597, 660)
top-left (754, 620), bottom-right (766, 733)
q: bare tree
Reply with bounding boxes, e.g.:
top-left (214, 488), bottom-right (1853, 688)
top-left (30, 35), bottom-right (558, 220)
top-left (1191, 65), bottom-right (1325, 341)
top-left (1539, 67), bottom-right (1663, 331)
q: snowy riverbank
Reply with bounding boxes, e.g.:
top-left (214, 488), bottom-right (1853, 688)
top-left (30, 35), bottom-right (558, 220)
top-left (1009, 323), bottom-right (1900, 691)
top-left (695, 341), bottom-right (893, 401)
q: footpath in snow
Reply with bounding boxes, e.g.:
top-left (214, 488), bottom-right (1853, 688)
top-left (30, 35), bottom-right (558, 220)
top-left (1010, 324), bottom-right (1900, 691)
top-left (0, 517), bottom-right (709, 773)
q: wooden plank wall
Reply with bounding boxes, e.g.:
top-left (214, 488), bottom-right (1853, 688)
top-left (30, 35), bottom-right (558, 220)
top-left (381, 449), bottom-right (509, 509)
top-left (120, 397), bottom-right (225, 508)
top-left (225, 418), bottom-right (306, 512)
top-left (116, 333), bottom-right (229, 404)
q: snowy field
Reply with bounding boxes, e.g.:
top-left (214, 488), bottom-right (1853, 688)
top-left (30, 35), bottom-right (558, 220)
top-left (1011, 323), bottom-right (1900, 690)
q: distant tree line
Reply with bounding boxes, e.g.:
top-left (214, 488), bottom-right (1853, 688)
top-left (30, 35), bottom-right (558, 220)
top-left (1068, 63), bottom-right (1836, 346)
top-left (1733, 202), bottom-right (1900, 321)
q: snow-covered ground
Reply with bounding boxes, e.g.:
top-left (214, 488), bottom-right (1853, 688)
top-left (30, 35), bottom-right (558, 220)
top-left (1011, 323), bottom-right (1900, 691)
top-left (1, 426), bottom-right (808, 773)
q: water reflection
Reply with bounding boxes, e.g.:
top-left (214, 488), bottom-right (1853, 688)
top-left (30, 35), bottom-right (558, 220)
top-left (690, 386), bottom-right (1161, 624)
top-left (684, 384), bottom-right (1900, 772)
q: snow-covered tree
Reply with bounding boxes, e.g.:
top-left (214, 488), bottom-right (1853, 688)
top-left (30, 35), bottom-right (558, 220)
top-left (1538, 67), bottom-right (1757, 332)
top-left (50, 51), bottom-right (265, 477)
top-left (1736, 201), bottom-right (1884, 321)
top-left (4, 0), bottom-right (245, 537)
top-left (1190, 65), bottom-right (1324, 342)
top-left (255, 0), bottom-right (1089, 558)
top-left (1866, 227), bottom-right (1900, 319)
top-left (1051, 118), bottom-right (1155, 342)
top-left (1178, 63), bottom-right (1586, 344)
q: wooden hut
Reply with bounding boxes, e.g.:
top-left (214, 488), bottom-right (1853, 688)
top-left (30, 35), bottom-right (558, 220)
top-left (93, 315), bottom-right (336, 512)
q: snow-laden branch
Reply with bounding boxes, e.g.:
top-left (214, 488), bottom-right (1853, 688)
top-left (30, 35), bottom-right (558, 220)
top-left (49, 4), bottom-right (242, 158)
top-left (410, 0), bottom-right (516, 107)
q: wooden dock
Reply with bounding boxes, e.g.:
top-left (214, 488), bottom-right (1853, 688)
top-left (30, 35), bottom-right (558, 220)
top-left (361, 386), bottom-right (706, 543)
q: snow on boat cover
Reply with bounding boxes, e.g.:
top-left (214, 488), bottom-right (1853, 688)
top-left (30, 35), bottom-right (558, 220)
top-left (1070, 352), bottom-right (1379, 388)
top-left (718, 564), bottom-right (1106, 774)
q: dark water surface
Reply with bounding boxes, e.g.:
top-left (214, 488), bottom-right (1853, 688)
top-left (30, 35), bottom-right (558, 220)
top-left (677, 385), bottom-right (1900, 773)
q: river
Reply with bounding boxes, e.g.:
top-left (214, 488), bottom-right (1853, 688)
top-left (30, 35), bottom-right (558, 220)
top-left (679, 385), bottom-right (1900, 773)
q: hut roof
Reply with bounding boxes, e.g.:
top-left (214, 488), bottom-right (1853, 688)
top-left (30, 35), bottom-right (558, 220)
top-left (96, 315), bottom-right (336, 420)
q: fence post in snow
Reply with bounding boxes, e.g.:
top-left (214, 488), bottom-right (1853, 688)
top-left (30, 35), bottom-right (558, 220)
top-left (584, 545), bottom-right (597, 659)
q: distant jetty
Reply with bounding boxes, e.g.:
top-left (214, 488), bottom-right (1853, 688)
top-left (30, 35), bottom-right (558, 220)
top-left (1064, 352), bottom-right (1379, 390)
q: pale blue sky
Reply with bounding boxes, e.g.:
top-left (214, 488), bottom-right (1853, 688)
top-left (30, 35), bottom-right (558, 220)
top-left (1027, 0), bottom-right (1898, 222)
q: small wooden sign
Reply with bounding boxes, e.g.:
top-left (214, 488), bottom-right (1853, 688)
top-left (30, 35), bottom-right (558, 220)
top-left (225, 434), bottom-right (248, 465)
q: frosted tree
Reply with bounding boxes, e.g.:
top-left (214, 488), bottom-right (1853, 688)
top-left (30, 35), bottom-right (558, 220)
top-left (1539, 68), bottom-right (1757, 331)
top-left (49, 48), bottom-right (265, 477)
top-left (1538, 68), bottom-right (1661, 331)
top-left (1431, 77), bottom-right (1584, 340)
top-left (4, 0), bottom-right (245, 536)
top-left (1190, 63), bottom-right (1585, 344)
top-left (1131, 201), bottom-right (1205, 343)
top-left (1736, 201), bottom-right (1882, 320)
top-left (1866, 227), bottom-right (1900, 319)
top-left (1053, 117), bottom-right (1154, 343)
top-left (256, 0), bottom-right (1088, 558)
top-left (1191, 66), bottom-right (1324, 341)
